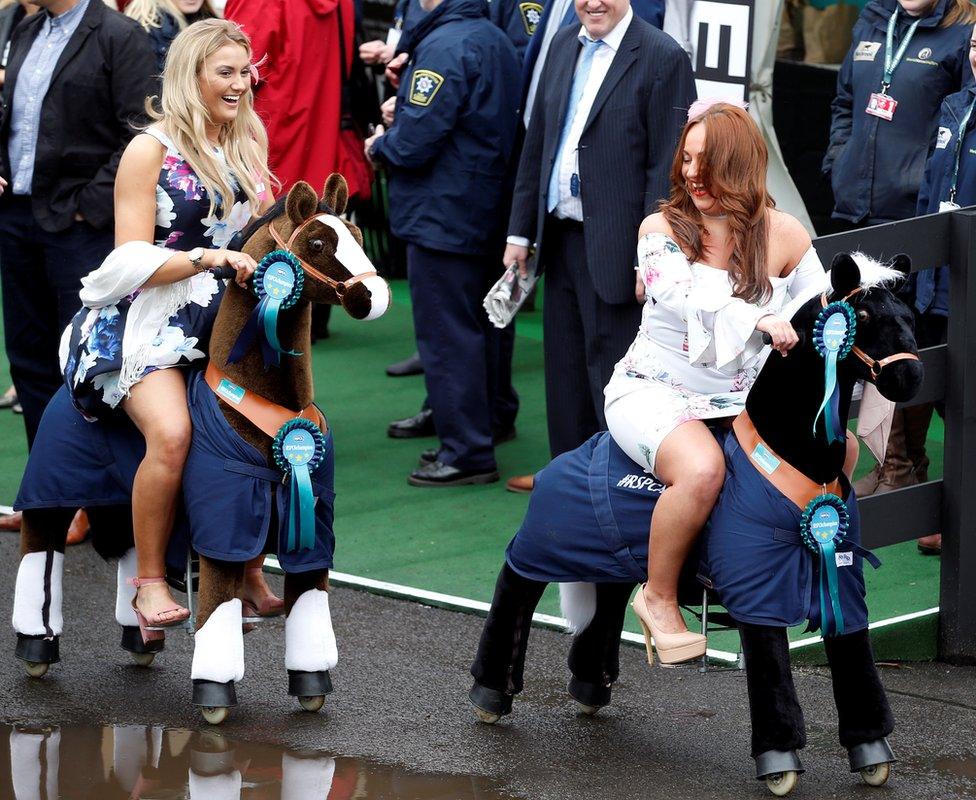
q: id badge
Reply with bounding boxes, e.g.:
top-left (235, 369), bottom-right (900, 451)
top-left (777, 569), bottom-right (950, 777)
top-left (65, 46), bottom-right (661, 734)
top-left (866, 92), bottom-right (897, 121)
top-left (940, 200), bottom-right (961, 213)
top-left (385, 27), bottom-right (401, 48)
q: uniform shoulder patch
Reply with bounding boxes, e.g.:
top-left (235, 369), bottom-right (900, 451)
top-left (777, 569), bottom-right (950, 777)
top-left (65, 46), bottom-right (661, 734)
top-left (519, 2), bottom-right (543, 36)
top-left (409, 69), bottom-right (445, 107)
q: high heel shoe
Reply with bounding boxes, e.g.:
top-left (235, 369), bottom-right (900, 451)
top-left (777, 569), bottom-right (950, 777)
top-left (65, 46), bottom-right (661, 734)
top-left (129, 577), bottom-right (191, 644)
top-left (630, 586), bottom-right (706, 666)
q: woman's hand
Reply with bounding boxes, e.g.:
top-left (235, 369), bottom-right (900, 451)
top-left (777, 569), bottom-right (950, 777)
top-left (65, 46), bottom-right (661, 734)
top-left (756, 314), bottom-right (799, 356)
top-left (635, 271), bottom-right (645, 302)
top-left (205, 249), bottom-right (257, 288)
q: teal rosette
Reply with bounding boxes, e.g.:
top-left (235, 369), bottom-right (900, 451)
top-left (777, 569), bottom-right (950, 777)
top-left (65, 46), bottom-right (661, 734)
top-left (812, 301), bottom-right (856, 443)
top-left (229, 249), bottom-right (304, 367)
top-left (272, 418), bottom-right (327, 552)
top-left (801, 493), bottom-right (850, 636)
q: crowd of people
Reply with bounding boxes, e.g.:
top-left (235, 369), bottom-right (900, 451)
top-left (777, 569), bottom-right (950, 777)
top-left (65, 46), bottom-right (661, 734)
top-left (0, 0), bottom-right (968, 652)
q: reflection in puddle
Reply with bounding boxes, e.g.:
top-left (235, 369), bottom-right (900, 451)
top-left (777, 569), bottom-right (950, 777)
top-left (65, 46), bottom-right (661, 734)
top-left (0, 724), bottom-right (515, 799)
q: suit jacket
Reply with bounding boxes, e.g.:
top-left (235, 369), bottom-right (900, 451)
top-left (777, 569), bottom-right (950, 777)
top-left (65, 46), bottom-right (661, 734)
top-left (0, 0), bottom-right (154, 233)
top-left (509, 14), bottom-right (695, 304)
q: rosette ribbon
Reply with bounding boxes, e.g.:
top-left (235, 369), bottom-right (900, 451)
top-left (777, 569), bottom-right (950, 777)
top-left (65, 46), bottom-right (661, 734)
top-left (229, 249), bottom-right (304, 368)
top-left (812, 301), bottom-right (856, 443)
top-left (272, 418), bottom-right (327, 553)
top-left (800, 494), bottom-right (850, 636)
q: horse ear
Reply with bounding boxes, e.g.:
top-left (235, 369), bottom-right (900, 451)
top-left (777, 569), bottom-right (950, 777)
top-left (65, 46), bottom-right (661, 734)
top-left (322, 173), bottom-right (349, 216)
top-left (829, 253), bottom-right (861, 298)
top-left (286, 181), bottom-right (319, 226)
top-left (889, 253), bottom-right (912, 275)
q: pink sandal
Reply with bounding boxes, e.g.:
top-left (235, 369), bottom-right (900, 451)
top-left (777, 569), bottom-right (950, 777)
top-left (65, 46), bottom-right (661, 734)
top-left (129, 577), bottom-right (190, 644)
top-left (241, 567), bottom-right (285, 621)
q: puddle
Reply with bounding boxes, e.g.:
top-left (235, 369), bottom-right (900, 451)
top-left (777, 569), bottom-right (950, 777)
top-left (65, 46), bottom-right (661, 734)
top-left (0, 723), bottom-right (517, 799)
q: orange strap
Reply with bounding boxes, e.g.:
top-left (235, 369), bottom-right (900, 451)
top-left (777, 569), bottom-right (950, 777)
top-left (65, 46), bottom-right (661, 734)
top-left (733, 411), bottom-right (842, 511)
top-left (205, 362), bottom-right (323, 439)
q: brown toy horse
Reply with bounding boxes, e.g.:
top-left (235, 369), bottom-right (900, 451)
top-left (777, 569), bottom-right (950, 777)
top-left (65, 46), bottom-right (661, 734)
top-left (11, 176), bottom-right (390, 724)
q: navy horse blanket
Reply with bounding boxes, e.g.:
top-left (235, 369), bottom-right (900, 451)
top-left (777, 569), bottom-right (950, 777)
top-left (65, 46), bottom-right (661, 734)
top-left (506, 430), bottom-right (877, 633)
top-left (16, 371), bottom-right (336, 574)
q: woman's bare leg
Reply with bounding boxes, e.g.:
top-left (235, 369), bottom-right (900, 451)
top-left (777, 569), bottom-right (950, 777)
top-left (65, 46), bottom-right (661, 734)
top-left (123, 369), bottom-right (191, 620)
top-left (644, 421), bottom-right (726, 634)
top-left (844, 431), bottom-right (859, 481)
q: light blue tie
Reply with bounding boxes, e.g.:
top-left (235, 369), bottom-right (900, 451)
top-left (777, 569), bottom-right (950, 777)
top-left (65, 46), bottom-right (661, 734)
top-left (547, 37), bottom-right (603, 213)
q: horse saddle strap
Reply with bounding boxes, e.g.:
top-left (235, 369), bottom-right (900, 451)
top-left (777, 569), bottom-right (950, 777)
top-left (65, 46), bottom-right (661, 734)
top-left (733, 411), bottom-right (843, 511)
top-left (204, 362), bottom-right (323, 439)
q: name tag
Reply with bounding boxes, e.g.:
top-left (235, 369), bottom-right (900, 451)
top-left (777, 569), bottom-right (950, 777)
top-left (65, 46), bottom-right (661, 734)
top-left (386, 27), bottom-right (401, 49)
top-left (853, 41), bottom-right (882, 61)
top-left (866, 92), bottom-right (897, 121)
top-left (835, 551), bottom-right (854, 567)
top-left (751, 443), bottom-right (780, 475)
top-left (216, 378), bottom-right (246, 406)
top-left (936, 126), bottom-right (952, 149)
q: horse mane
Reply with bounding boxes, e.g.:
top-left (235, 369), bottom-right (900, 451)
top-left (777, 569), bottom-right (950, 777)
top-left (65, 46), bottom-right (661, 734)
top-left (231, 195), bottom-right (338, 251)
top-left (848, 252), bottom-right (905, 290)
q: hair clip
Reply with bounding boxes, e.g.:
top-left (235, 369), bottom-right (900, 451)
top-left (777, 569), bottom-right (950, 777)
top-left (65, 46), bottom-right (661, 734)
top-left (687, 97), bottom-right (749, 122)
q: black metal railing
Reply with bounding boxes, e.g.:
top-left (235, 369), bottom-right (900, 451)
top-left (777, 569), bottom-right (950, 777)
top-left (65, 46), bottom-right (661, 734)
top-left (813, 207), bottom-right (976, 664)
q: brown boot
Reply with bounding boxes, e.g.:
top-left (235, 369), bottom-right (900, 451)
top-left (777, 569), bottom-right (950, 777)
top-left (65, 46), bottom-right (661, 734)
top-left (855, 410), bottom-right (915, 496)
top-left (902, 403), bottom-right (935, 484)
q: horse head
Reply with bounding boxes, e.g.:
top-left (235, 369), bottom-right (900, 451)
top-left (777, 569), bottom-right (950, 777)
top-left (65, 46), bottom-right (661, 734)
top-left (236, 176), bottom-right (391, 322)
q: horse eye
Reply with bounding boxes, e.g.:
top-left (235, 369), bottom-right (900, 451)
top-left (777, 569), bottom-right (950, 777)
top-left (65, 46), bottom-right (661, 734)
top-left (309, 239), bottom-right (325, 254)
top-left (857, 309), bottom-right (870, 324)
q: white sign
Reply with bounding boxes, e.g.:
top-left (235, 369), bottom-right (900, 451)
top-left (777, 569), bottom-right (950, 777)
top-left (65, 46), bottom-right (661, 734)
top-left (689, 0), bottom-right (754, 103)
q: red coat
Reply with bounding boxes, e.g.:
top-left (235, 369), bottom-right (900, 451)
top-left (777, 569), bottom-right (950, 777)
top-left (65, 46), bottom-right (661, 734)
top-left (224, 0), bottom-right (370, 199)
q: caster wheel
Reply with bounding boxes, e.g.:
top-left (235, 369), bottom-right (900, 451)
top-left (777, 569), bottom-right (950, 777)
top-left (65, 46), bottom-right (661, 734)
top-left (299, 695), bottom-right (325, 713)
top-left (765, 770), bottom-right (799, 797)
top-left (576, 702), bottom-right (601, 716)
top-left (473, 707), bottom-right (500, 725)
top-left (201, 706), bottom-right (230, 725)
top-left (860, 763), bottom-right (890, 787)
top-left (24, 661), bottom-right (49, 678)
top-left (131, 652), bottom-right (155, 667)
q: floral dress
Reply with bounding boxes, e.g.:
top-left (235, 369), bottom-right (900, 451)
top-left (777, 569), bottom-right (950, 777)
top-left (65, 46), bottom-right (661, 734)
top-left (62, 127), bottom-right (253, 419)
top-left (603, 232), bottom-right (829, 474)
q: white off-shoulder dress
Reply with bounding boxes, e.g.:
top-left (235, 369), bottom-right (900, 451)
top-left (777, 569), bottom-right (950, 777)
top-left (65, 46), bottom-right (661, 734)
top-left (603, 232), bottom-right (829, 474)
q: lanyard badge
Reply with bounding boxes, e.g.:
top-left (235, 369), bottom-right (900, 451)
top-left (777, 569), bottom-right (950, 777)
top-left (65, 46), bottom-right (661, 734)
top-left (866, 8), bottom-right (922, 121)
top-left (942, 96), bottom-right (976, 210)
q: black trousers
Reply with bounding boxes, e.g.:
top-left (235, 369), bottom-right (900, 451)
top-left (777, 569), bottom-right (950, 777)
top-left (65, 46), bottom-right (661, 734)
top-left (0, 195), bottom-right (113, 447)
top-left (542, 217), bottom-right (642, 458)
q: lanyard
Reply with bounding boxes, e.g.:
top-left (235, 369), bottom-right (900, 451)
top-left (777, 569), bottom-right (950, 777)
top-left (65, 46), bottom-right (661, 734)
top-left (882, 8), bottom-right (923, 93)
top-left (948, 96), bottom-right (976, 203)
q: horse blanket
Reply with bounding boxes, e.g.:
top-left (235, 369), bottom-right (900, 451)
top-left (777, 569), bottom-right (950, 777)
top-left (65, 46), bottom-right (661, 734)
top-left (15, 371), bottom-right (336, 574)
top-left (506, 429), bottom-right (877, 633)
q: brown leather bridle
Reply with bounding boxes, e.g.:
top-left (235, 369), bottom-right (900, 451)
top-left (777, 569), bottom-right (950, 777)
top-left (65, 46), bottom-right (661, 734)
top-left (268, 213), bottom-right (377, 297)
top-left (821, 290), bottom-right (920, 380)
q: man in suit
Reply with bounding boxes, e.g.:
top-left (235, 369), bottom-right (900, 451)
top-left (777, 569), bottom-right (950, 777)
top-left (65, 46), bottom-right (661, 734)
top-left (504, 0), bottom-right (695, 487)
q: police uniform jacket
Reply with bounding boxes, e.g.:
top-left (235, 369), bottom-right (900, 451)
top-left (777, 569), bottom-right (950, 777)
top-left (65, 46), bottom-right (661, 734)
top-left (371, 0), bottom-right (520, 256)
top-left (913, 85), bottom-right (976, 316)
top-left (489, 0), bottom-right (542, 63)
top-left (823, 0), bottom-right (971, 225)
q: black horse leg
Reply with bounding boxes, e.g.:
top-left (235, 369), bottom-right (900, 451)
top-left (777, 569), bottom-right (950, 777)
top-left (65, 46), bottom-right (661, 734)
top-left (739, 623), bottom-right (807, 760)
top-left (824, 628), bottom-right (895, 770)
top-left (469, 562), bottom-right (547, 718)
top-left (566, 582), bottom-right (636, 710)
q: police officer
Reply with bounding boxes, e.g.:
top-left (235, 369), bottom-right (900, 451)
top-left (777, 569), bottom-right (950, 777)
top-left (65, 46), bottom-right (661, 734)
top-left (365, 0), bottom-right (520, 487)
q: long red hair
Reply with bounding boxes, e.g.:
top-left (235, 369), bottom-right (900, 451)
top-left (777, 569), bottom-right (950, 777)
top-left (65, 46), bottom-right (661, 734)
top-left (661, 103), bottom-right (774, 303)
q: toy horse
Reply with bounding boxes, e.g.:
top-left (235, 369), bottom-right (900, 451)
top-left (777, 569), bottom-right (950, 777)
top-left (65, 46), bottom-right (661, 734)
top-left (10, 176), bottom-right (390, 724)
top-left (468, 254), bottom-right (923, 796)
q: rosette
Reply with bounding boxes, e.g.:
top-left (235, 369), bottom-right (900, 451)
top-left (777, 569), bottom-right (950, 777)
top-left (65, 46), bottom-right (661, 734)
top-left (272, 418), bottom-right (327, 552)
top-left (800, 493), bottom-right (851, 636)
top-left (812, 301), bottom-right (857, 443)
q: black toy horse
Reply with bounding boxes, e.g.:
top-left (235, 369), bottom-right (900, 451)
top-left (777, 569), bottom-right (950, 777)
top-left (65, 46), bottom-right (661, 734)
top-left (468, 253), bottom-right (923, 796)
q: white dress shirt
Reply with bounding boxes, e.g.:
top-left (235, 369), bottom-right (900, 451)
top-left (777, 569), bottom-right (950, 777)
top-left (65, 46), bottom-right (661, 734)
top-left (523, 0), bottom-right (575, 128)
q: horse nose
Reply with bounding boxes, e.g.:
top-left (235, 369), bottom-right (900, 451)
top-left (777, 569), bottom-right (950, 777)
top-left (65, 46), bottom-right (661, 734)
top-left (340, 276), bottom-right (390, 321)
top-left (877, 358), bottom-right (924, 403)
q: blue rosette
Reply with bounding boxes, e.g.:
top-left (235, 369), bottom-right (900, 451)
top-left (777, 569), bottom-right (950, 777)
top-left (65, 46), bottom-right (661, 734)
top-left (801, 493), bottom-right (850, 636)
top-left (272, 418), bottom-right (327, 553)
top-left (812, 301), bottom-right (856, 443)
top-left (229, 249), bottom-right (304, 368)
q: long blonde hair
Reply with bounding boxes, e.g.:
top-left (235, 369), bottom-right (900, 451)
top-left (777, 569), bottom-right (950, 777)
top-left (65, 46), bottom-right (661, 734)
top-left (126, 0), bottom-right (216, 31)
top-left (148, 19), bottom-right (273, 220)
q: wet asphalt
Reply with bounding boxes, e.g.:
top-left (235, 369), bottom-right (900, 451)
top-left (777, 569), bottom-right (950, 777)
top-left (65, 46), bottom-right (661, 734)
top-left (1, 536), bottom-right (974, 800)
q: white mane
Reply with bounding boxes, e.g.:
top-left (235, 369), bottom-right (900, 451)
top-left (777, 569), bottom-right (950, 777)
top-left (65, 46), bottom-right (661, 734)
top-left (849, 251), bottom-right (905, 289)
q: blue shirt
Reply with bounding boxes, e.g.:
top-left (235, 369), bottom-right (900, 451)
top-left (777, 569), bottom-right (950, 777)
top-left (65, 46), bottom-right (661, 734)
top-left (9, 0), bottom-right (90, 195)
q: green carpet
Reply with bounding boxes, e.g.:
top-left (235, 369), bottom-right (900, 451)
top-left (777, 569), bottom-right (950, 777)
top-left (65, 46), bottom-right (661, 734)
top-left (0, 280), bottom-right (942, 660)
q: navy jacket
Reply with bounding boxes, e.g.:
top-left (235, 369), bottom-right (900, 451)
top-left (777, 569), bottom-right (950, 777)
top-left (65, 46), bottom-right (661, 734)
top-left (372, 0), bottom-right (520, 255)
top-left (913, 85), bottom-right (976, 316)
top-left (823, 0), bottom-right (971, 224)
top-left (489, 0), bottom-right (541, 63)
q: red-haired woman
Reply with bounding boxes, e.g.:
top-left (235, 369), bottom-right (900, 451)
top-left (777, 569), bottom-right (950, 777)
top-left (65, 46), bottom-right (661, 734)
top-left (605, 101), bottom-right (835, 663)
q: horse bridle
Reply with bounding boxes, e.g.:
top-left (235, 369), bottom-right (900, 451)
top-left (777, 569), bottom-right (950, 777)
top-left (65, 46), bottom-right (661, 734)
top-left (821, 290), bottom-right (920, 380)
top-left (268, 214), bottom-right (377, 297)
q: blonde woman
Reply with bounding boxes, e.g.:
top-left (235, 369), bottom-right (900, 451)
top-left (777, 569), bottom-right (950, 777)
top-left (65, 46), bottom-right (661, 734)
top-left (62, 19), bottom-right (277, 636)
top-left (126, 0), bottom-right (216, 72)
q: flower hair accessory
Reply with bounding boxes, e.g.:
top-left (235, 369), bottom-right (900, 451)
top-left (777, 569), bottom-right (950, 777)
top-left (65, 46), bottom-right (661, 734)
top-left (687, 97), bottom-right (749, 122)
top-left (249, 54), bottom-right (268, 86)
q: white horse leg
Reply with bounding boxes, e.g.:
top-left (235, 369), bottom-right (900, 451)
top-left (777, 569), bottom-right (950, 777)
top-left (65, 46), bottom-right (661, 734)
top-left (9, 726), bottom-right (60, 800)
top-left (191, 599), bottom-right (244, 721)
top-left (281, 753), bottom-right (336, 799)
top-left (13, 551), bottom-right (64, 672)
top-left (285, 588), bottom-right (337, 710)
